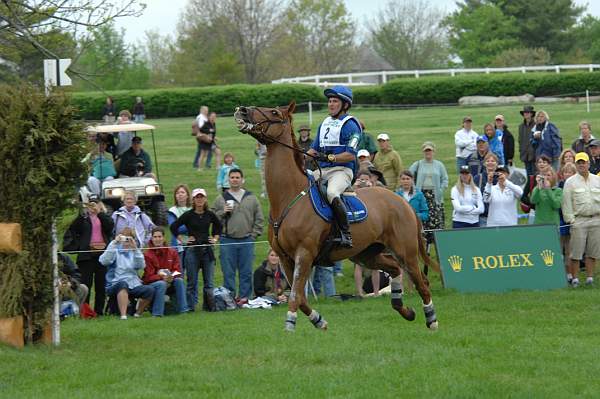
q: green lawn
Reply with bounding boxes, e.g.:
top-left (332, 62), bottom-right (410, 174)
top-left (3, 102), bottom-right (600, 398)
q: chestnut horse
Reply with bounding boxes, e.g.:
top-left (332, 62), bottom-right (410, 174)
top-left (234, 102), bottom-right (439, 331)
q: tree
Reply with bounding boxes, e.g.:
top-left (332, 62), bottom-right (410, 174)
top-left (569, 15), bottom-right (600, 63)
top-left (285, 0), bottom-right (356, 74)
top-left (444, 3), bottom-right (520, 67)
top-left (176, 0), bottom-right (287, 84)
top-left (73, 23), bottom-right (150, 91)
top-left (0, 1), bottom-right (145, 86)
top-left (369, 0), bottom-right (449, 70)
top-left (492, 0), bottom-right (584, 60)
top-left (490, 47), bottom-right (551, 67)
top-left (142, 29), bottom-right (176, 87)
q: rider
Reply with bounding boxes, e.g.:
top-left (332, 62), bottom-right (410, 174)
top-left (307, 85), bottom-right (362, 248)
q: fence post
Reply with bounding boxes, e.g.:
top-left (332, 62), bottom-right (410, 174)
top-left (382, 71), bottom-right (387, 84)
top-left (586, 90), bottom-right (591, 113)
top-left (52, 222), bottom-right (60, 346)
top-left (308, 101), bottom-right (313, 127)
top-left (555, 66), bottom-right (560, 73)
top-left (415, 70), bottom-right (419, 78)
top-left (348, 74), bottom-right (353, 84)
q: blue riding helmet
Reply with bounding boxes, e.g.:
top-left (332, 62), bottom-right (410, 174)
top-left (324, 85), bottom-right (353, 105)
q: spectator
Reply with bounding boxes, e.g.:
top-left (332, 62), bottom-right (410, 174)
top-left (100, 227), bottom-right (154, 319)
top-left (143, 227), bottom-right (189, 316)
top-left (118, 136), bottom-right (154, 178)
top-left (475, 152), bottom-right (499, 226)
top-left (198, 111), bottom-right (218, 170)
top-left (255, 143), bottom-right (267, 198)
top-left (85, 137), bottom-right (117, 196)
top-left (112, 190), bottom-right (155, 247)
top-left (495, 114), bottom-right (515, 166)
top-left (558, 162), bottom-right (577, 282)
top-left (450, 165), bottom-right (484, 228)
top-left (483, 166), bottom-right (523, 227)
top-left (518, 105), bottom-right (537, 176)
top-left (354, 169), bottom-right (375, 189)
top-left (589, 139), bottom-right (600, 174)
top-left (58, 253), bottom-right (89, 306)
top-left (483, 122), bottom-right (505, 165)
top-left (395, 170), bottom-right (429, 223)
top-left (167, 184), bottom-right (192, 266)
top-left (531, 168), bottom-right (562, 225)
top-left (558, 149), bottom-right (576, 180)
top-left (531, 110), bottom-right (562, 170)
top-left (192, 106), bottom-right (209, 169)
top-left (354, 265), bottom-right (381, 298)
top-left (373, 133), bottom-right (403, 190)
top-left (62, 195), bottom-right (114, 315)
top-left (357, 121), bottom-right (378, 160)
top-left (114, 110), bottom-right (135, 158)
top-left (253, 249), bottom-right (289, 302)
top-left (132, 97), bottom-right (145, 123)
top-left (312, 262), bottom-right (337, 296)
top-left (357, 150), bottom-right (386, 186)
top-left (562, 152), bottom-right (600, 287)
top-left (409, 142), bottom-right (448, 243)
top-left (467, 135), bottom-right (490, 188)
top-left (454, 116), bottom-right (478, 172)
top-left (213, 168), bottom-right (264, 306)
top-left (170, 188), bottom-right (222, 311)
top-left (102, 96), bottom-right (116, 124)
top-left (571, 121), bottom-right (595, 156)
top-left (521, 155), bottom-right (554, 216)
top-left (297, 125), bottom-right (317, 171)
top-left (216, 152), bottom-right (239, 192)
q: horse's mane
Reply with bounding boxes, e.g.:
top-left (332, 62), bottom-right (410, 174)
top-left (287, 113), bottom-right (306, 175)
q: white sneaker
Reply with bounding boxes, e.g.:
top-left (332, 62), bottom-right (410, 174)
top-left (120, 315), bottom-right (127, 320)
top-left (586, 277), bottom-right (594, 286)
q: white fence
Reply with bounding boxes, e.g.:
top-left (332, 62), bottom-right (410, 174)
top-left (272, 64), bottom-right (600, 86)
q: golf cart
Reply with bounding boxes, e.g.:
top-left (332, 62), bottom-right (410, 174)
top-left (83, 123), bottom-right (168, 225)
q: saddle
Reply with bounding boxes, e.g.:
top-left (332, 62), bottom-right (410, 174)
top-left (307, 174), bottom-right (368, 266)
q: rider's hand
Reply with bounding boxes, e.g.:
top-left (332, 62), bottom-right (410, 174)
top-left (316, 152), bottom-right (329, 162)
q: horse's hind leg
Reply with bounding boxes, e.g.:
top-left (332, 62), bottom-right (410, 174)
top-left (401, 254), bottom-right (438, 330)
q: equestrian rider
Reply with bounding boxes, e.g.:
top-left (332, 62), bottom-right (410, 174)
top-left (307, 85), bottom-right (362, 248)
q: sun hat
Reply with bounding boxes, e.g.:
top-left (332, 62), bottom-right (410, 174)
top-left (422, 141), bottom-right (436, 151)
top-left (575, 152), bottom-right (590, 162)
top-left (377, 133), bottom-right (390, 141)
top-left (357, 149), bottom-right (370, 158)
top-left (520, 105), bottom-right (535, 116)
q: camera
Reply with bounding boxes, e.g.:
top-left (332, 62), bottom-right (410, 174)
top-left (117, 235), bottom-right (129, 243)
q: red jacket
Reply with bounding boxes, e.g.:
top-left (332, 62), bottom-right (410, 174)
top-left (142, 244), bottom-right (182, 284)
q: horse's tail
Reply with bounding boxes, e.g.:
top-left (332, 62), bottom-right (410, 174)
top-left (416, 217), bottom-right (440, 273)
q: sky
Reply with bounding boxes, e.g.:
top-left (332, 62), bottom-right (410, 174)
top-left (115, 0), bottom-right (600, 45)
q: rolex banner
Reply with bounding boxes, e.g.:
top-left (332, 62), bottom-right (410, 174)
top-left (434, 225), bottom-right (566, 292)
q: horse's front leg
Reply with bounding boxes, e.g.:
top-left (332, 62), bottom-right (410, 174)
top-left (284, 249), bottom-right (328, 332)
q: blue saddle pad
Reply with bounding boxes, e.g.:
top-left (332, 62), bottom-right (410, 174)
top-left (308, 175), bottom-right (368, 224)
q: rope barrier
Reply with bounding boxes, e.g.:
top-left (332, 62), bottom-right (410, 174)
top-left (58, 218), bottom-right (598, 255)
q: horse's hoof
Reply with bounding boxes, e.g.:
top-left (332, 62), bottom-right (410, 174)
top-left (319, 320), bottom-right (328, 331)
top-left (403, 308), bottom-right (416, 321)
top-left (427, 320), bottom-right (439, 330)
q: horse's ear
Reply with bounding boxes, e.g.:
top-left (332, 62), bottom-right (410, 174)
top-left (287, 101), bottom-right (296, 115)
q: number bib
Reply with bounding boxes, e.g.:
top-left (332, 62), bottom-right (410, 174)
top-left (318, 115), bottom-right (357, 147)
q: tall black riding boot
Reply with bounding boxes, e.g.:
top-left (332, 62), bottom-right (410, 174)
top-left (331, 197), bottom-right (353, 248)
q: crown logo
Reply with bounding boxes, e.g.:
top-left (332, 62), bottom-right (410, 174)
top-left (448, 255), bottom-right (462, 272)
top-left (540, 250), bottom-right (554, 266)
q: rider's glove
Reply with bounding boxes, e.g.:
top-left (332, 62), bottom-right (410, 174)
top-left (315, 152), bottom-right (329, 162)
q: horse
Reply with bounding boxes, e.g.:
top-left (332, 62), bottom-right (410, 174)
top-left (234, 102), bottom-right (439, 331)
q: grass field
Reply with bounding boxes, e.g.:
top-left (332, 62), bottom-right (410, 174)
top-left (2, 101), bottom-right (600, 398)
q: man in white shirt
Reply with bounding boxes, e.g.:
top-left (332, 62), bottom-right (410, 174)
top-left (562, 152), bottom-right (600, 287)
top-left (455, 116), bottom-right (478, 173)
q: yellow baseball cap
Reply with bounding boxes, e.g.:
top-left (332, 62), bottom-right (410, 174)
top-left (575, 152), bottom-right (590, 162)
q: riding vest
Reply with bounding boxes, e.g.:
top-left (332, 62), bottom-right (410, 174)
top-left (312, 114), bottom-right (361, 171)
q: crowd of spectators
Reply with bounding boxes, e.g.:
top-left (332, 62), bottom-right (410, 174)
top-left (59, 101), bottom-right (600, 320)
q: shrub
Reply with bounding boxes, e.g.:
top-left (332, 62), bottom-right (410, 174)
top-left (0, 84), bottom-right (87, 343)
top-left (381, 72), bottom-right (600, 104)
top-left (71, 84), bottom-right (322, 119)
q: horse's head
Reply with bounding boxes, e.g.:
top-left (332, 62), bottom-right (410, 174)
top-left (234, 101), bottom-right (296, 144)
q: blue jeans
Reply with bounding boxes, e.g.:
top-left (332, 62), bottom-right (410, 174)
top-left (333, 260), bottom-right (342, 275)
top-left (149, 279), bottom-right (189, 316)
top-left (524, 161), bottom-right (536, 177)
top-left (133, 114), bottom-right (145, 123)
top-left (185, 248), bottom-right (215, 310)
top-left (452, 220), bottom-right (479, 229)
top-left (192, 143), bottom-right (202, 168)
top-left (312, 266), bottom-right (336, 297)
top-left (219, 236), bottom-right (255, 299)
top-left (106, 281), bottom-right (154, 300)
top-left (205, 148), bottom-right (213, 168)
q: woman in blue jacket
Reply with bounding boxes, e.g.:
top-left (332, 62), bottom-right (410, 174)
top-left (531, 110), bottom-right (562, 170)
top-left (395, 170), bottom-right (429, 222)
